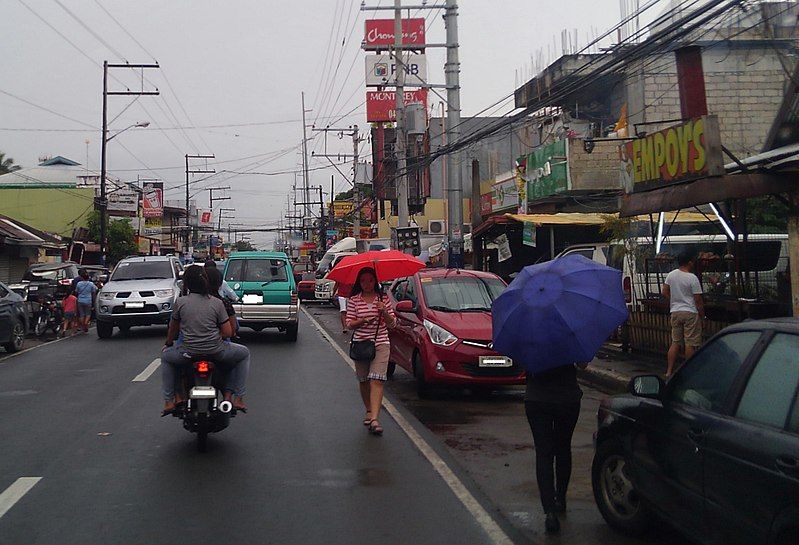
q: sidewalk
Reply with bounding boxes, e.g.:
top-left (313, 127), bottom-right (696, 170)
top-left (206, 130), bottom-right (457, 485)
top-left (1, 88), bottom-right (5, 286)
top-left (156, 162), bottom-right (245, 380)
top-left (578, 343), bottom-right (666, 393)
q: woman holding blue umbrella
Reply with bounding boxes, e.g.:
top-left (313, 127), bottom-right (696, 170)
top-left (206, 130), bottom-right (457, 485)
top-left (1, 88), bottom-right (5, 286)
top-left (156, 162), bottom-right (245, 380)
top-left (491, 254), bottom-right (628, 534)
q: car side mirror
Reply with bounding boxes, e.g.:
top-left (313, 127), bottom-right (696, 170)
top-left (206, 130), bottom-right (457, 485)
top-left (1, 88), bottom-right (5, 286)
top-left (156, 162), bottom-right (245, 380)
top-left (395, 300), bottom-right (416, 313)
top-left (628, 374), bottom-right (664, 399)
top-left (99, 274), bottom-right (108, 283)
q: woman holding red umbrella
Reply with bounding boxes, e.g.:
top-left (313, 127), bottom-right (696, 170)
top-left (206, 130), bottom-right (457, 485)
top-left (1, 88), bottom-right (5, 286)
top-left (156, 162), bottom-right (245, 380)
top-left (346, 267), bottom-right (396, 436)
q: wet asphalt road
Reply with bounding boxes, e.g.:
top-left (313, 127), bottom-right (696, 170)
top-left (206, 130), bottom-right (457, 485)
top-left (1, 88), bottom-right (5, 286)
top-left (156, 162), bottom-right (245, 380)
top-left (0, 314), bottom-right (510, 545)
top-left (305, 302), bottom-right (692, 545)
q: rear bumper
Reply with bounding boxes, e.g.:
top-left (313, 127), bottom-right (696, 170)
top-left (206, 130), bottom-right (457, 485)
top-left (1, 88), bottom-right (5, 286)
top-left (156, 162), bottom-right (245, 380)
top-left (232, 302), bottom-right (299, 325)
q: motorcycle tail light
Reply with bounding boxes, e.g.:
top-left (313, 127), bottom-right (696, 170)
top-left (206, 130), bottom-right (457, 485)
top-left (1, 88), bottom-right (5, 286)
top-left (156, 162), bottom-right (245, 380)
top-left (194, 360), bottom-right (213, 377)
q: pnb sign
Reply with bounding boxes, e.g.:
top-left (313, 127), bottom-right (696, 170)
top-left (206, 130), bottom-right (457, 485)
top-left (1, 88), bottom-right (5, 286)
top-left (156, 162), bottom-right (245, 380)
top-left (365, 54), bottom-right (427, 87)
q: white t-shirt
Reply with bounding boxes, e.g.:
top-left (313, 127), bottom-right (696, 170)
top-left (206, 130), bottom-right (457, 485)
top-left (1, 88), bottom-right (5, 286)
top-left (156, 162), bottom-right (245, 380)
top-left (665, 269), bottom-right (702, 313)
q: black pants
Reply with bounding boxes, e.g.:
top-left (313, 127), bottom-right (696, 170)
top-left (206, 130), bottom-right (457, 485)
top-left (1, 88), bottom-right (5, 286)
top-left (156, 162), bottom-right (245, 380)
top-left (524, 400), bottom-right (581, 513)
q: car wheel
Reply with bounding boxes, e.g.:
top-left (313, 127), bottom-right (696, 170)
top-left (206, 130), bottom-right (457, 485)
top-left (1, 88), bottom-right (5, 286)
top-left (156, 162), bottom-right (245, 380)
top-left (286, 324), bottom-right (298, 342)
top-left (387, 361), bottom-right (396, 379)
top-left (413, 351), bottom-right (431, 398)
top-left (97, 321), bottom-right (114, 339)
top-left (592, 440), bottom-right (651, 536)
top-left (3, 320), bottom-right (25, 353)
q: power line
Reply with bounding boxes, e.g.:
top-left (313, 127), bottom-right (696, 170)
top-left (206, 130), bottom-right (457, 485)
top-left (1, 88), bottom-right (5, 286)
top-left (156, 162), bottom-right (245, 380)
top-left (0, 88), bottom-right (97, 129)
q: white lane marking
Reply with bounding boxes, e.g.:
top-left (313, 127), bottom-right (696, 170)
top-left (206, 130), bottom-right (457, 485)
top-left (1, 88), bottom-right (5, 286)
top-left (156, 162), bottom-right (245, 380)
top-left (301, 308), bottom-right (515, 545)
top-left (132, 359), bottom-right (162, 382)
top-left (0, 477), bottom-right (41, 520)
top-left (0, 326), bottom-right (95, 365)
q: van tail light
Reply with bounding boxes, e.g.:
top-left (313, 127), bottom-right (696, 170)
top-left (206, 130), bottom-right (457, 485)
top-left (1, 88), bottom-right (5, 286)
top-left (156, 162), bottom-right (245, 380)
top-left (59, 279), bottom-right (72, 286)
top-left (623, 276), bottom-right (632, 303)
top-left (291, 290), bottom-right (298, 305)
top-left (194, 360), bottom-right (213, 378)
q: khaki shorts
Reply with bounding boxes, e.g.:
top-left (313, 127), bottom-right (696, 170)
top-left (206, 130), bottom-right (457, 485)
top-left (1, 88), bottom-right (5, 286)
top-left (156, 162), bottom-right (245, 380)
top-left (671, 311), bottom-right (702, 347)
top-left (355, 343), bottom-right (390, 382)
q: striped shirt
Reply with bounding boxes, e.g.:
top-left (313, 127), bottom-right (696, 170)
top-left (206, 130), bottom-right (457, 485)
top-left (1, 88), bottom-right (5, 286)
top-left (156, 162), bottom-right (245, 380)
top-left (346, 293), bottom-right (395, 345)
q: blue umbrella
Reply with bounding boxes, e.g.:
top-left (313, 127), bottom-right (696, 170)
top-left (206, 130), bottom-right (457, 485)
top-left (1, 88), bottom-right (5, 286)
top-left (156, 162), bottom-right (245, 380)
top-left (491, 254), bottom-right (628, 373)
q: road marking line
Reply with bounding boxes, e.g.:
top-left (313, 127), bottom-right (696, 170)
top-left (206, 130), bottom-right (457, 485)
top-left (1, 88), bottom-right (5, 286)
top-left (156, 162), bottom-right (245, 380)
top-left (132, 359), bottom-right (161, 382)
top-left (0, 477), bottom-right (41, 520)
top-left (302, 308), bottom-right (515, 545)
top-left (0, 326), bottom-right (95, 365)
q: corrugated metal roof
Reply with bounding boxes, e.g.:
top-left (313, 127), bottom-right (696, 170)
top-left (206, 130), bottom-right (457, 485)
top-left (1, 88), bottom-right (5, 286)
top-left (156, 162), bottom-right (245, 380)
top-left (0, 214), bottom-right (64, 248)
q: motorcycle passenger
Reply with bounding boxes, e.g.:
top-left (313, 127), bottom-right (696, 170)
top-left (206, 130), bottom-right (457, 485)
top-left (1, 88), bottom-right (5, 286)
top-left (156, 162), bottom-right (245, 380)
top-left (204, 265), bottom-right (238, 337)
top-left (161, 266), bottom-right (250, 415)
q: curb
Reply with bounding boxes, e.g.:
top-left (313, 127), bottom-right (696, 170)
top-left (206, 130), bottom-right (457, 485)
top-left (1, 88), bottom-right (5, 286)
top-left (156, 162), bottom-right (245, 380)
top-left (577, 366), bottom-right (631, 394)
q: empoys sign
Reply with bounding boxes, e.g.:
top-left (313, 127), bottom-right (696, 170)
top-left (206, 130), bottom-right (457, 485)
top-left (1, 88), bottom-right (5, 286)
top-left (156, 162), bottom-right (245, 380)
top-left (620, 115), bottom-right (723, 192)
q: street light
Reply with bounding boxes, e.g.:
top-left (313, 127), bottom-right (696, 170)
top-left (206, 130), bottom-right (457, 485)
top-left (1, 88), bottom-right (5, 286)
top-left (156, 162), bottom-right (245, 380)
top-left (99, 121), bottom-right (149, 261)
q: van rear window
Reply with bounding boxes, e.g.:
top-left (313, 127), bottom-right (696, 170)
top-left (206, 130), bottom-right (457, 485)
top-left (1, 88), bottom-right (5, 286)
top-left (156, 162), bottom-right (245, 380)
top-left (226, 259), bottom-right (288, 283)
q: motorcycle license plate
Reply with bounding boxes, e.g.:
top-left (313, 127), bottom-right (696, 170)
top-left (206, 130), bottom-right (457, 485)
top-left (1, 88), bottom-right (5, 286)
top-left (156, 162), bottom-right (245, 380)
top-left (478, 356), bottom-right (512, 368)
top-left (124, 301), bottom-right (145, 309)
top-left (28, 285), bottom-right (38, 291)
top-left (242, 294), bottom-right (263, 304)
top-left (189, 386), bottom-right (217, 399)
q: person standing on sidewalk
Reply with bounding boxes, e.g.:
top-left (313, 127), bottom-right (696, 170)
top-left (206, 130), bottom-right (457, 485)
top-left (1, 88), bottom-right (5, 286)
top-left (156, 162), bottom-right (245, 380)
top-left (346, 267), bottom-right (396, 436)
top-left (74, 270), bottom-right (97, 333)
top-left (525, 364), bottom-right (585, 534)
top-left (663, 251), bottom-right (705, 377)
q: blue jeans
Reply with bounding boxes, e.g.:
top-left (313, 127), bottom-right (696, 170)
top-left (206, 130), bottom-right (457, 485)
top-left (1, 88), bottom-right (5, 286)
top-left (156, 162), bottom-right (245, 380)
top-left (161, 342), bottom-right (250, 400)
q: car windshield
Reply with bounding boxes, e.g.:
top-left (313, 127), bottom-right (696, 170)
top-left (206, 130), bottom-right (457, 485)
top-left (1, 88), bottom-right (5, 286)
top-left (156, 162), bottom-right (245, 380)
top-left (421, 275), bottom-right (506, 312)
top-left (227, 259), bottom-right (289, 283)
top-left (111, 261), bottom-right (174, 281)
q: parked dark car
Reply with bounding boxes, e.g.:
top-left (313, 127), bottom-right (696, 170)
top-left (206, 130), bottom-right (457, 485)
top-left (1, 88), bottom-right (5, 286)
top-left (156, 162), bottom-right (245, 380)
top-left (12, 262), bottom-right (80, 301)
top-left (0, 281), bottom-right (28, 353)
top-left (297, 272), bottom-right (317, 302)
top-left (592, 318), bottom-right (799, 545)
top-left (388, 268), bottom-right (525, 396)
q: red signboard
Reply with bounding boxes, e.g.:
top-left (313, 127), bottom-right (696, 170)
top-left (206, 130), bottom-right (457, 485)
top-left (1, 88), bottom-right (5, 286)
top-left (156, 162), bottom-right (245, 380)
top-left (480, 193), bottom-right (493, 216)
top-left (366, 89), bottom-right (428, 123)
top-left (364, 18), bottom-right (426, 48)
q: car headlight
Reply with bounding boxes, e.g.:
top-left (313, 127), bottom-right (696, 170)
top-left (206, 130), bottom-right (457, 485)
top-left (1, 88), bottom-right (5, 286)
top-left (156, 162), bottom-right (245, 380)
top-left (423, 319), bottom-right (458, 347)
top-left (99, 292), bottom-right (116, 300)
top-left (155, 289), bottom-right (174, 297)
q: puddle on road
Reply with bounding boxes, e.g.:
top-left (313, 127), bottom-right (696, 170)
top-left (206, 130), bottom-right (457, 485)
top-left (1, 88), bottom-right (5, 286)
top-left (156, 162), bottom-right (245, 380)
top-left (285, 467), bottom-right (393, 488)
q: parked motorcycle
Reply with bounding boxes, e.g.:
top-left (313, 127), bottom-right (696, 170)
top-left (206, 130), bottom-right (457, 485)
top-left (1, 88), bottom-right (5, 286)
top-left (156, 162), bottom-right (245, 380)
top-left (34, 296), bottom-right (62, 337)
top-left (169, 355), bottom-right (235, 452)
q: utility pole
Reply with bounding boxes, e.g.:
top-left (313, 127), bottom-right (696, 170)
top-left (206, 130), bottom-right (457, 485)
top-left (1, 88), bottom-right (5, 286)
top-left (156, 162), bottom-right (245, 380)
top-left (100, 61), bottom-right (159, 263)
top-left (217, 208), bottom-right (236, 232)
top-left (394, 0), bottom-right (409, 228)
top-left (185, 154), bottom-right (215, 255)
top-left (208, 186), bottom-right (231, 208)
top-left (311, 126), bottom-right (360, 240)
top-left (301, 92), bottom-right (312, 240)
top-left (444, 0), bottom-right (463, 268)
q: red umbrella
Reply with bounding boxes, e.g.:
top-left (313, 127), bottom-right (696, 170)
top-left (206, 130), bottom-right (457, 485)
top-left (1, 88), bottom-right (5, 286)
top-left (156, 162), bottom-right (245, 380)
top-left (326, 250), bottom-right (425, 286)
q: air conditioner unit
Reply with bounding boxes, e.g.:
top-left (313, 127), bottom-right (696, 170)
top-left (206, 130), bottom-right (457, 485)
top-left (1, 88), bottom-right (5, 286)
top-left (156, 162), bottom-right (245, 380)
top-left (428, 220), bottom-right (446, 235)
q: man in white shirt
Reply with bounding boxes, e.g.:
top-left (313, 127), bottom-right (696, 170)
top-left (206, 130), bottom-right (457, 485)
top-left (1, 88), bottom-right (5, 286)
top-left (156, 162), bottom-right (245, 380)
top-left (662, 251), bottom-right (706, 377)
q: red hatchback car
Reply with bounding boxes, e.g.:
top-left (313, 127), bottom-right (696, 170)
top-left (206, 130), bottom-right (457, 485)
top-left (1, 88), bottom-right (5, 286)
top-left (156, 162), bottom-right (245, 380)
top-left (297, 272), bottom-right (317, 302)
top-left (388, 268), bottom-right (525, 396)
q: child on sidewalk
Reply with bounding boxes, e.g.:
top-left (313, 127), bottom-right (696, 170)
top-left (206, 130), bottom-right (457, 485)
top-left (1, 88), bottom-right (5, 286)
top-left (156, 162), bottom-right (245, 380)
top-left (61, 291), bottom-right (77, 337)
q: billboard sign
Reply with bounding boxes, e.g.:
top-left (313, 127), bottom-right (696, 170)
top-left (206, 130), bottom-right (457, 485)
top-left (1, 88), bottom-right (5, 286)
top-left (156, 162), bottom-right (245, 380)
top-left (620, 115), bottom-right (723, 192)
top-left (480, 193), bottom-right (493, 216)
top-left (365, 54), bottom-right (426, 87)
top-left (333, 201), bottom-right (353, 218)
top-left (520, 139), bottom-right (570, 201)
top-left (142, 181), bottom-right (164, 218)
top-left (107, 188), bottom-right (139, 213)
top-left (366, 89), bottom-right (428, 123)
top-left (143, 216), bottom-right (162, 235)
top-left (364, 18), bottom-right (426, 48)
top-left (197, 209), bottom-right (213, 227)
top-left (491, 174), bottom-right (518, 212)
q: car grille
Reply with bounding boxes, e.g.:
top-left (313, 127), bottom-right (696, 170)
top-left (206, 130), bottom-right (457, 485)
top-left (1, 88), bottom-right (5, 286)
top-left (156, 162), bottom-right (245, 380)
top-left (139, 291), bottom-right (155, 297)
top-left (460, 363), bottom-right (523, 377)
top-left (112, 304), bottom-right (159, 314)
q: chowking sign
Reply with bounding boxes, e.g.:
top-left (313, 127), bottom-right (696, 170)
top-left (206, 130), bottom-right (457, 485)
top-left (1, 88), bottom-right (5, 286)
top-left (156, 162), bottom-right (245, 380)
top-left (620, 115), bottom-right (723, 192)
top-left (364, 19), bottom-right (425, 48)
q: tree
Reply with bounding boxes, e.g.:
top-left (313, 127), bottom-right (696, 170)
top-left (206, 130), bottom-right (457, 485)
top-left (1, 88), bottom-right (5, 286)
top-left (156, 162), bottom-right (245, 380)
top-left (234, 240), bottom-right (255, 252)
top-left (86, 210), bottom-right (137, 264)
top-left (0, 152), bottom-right (21, 175)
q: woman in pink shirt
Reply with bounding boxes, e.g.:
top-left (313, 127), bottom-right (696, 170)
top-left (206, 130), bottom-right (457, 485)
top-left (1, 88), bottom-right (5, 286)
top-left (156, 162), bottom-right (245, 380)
top-left (346, 267), bottom-right (396, 436)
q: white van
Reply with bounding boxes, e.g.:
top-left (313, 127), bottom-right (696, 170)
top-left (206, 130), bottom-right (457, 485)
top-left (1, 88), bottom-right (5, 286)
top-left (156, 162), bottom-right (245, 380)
top-left (557, 234), bottom-right (789, 304)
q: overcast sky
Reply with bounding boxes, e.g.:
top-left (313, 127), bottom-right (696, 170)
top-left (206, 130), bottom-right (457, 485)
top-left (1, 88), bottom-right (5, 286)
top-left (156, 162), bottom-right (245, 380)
top-left (2, 0), bottom-right (648, 248)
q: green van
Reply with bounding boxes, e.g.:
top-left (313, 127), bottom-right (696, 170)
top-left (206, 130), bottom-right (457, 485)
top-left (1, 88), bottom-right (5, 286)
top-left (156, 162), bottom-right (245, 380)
top-left (223, 251), bottom-right (299, 341)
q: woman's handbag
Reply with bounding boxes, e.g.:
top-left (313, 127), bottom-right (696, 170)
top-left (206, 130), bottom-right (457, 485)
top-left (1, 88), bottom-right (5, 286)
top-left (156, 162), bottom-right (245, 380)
top-left (349, 299), bottom-right (382, 361)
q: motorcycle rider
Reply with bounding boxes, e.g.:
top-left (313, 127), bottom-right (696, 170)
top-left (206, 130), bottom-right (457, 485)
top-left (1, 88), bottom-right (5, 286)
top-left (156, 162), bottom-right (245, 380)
top-left (161, 266), bottom-right (250, 415)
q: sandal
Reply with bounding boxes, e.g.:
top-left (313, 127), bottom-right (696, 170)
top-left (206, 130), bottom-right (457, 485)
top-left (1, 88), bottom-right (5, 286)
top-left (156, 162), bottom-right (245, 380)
top-left (233, 396), bottom-right (248, 413)
top-left (363, 412), bottom-right (372, 426)
top-left (368, 419), bottom-right (383, 436)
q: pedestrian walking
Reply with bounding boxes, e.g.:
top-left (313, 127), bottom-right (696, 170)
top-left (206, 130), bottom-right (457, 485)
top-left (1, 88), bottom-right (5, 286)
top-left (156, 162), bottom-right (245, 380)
top-left (74, 270), bottom-right (97, 333)
top-left (524, 364), bottom-right (585, 534)
top-left (60, 291), bottom-right (77, 337)
top-left (663, 251), bottom-right (705, 377)
top-left (345, 267), bottom-right (396, 436)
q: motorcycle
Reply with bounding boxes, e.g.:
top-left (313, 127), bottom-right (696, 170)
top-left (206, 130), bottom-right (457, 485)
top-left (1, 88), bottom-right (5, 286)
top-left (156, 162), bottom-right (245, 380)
top-left (170, 355), bottom-right (236, 452)
top-left (34, 296), bottom-right (62, 337)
